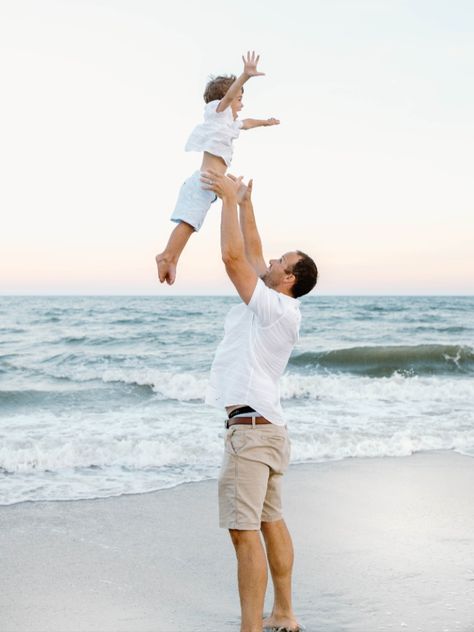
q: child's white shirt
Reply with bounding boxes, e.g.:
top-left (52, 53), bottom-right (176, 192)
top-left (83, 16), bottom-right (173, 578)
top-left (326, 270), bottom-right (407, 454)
top-left (185, 100), bottom-right (243, 167)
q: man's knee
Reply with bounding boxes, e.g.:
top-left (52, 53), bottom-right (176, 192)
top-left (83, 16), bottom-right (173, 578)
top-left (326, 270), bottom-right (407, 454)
top-left (260, 518), bottom-right (286, 534)
top-left (229, 528), bottom-right (260, 548)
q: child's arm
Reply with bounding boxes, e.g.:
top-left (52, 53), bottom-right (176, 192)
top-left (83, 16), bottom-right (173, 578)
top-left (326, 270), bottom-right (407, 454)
top-left (241, 117), bottom-right (280, 130)
top-left (216, 51), bottom-right (265, 113)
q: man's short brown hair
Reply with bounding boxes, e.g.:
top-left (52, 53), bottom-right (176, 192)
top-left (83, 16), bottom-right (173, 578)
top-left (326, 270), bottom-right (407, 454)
top-left (288, 251), bottom-right (318, 298)
top-left (203, 75), bottom-right (240, 103)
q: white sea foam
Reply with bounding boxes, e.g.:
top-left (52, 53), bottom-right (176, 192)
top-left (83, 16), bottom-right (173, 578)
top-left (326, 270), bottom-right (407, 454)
top-left (100, 367), bottom-right (474, 405)
top-left (281, 371), bottom-right (474, 402)
top-left (2, 295), bottom-right (474, 505)
top-left (101, 368), bottom-right (209, 400)
top-left (1, 371), bottom-right (474, 504)
top-left (34, 365), bottom-right (474, 404)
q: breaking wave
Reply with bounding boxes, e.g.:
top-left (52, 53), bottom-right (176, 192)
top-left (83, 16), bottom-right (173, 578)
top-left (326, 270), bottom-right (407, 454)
top-left (289, 344), bottom-right (474, 377)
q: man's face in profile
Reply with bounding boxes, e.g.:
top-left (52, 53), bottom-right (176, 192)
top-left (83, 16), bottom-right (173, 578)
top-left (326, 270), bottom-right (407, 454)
top-left (262, 251), bottom-right (300, 290)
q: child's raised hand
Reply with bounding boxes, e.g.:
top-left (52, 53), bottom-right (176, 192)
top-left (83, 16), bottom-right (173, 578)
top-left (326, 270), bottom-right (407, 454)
top-left (242, 51), bottom-right (265, 78)
top-left (264, 118), bottom-right (280, 126)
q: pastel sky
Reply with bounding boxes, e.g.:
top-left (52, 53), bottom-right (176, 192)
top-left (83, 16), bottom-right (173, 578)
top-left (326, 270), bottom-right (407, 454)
top-left (1, 0), bottom-right (472, 295)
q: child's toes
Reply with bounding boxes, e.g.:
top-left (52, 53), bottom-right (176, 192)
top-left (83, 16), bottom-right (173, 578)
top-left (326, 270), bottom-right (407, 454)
top-left (155, 257), bottom-right (168, 283)
top-left (166, 263), bottom-right (177, 285)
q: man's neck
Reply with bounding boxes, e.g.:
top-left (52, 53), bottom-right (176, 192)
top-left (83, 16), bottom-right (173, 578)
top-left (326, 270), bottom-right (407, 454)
top-left (262, 279), bottom-right (294, 298)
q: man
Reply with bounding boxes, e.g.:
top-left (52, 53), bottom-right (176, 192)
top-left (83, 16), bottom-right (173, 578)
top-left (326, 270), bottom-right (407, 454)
top-left (201, 169), bottom-right (318, 632)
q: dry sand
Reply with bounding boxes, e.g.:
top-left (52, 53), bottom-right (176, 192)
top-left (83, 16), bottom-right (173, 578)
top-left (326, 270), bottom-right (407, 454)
top-left (1, 450), bottom-right (474, 632)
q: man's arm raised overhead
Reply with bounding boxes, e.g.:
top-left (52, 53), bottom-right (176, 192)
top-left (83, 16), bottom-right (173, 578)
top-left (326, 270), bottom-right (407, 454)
top-left (201, 170), bottom-right (258, 305)
top-left (228, 175), bottom-right (267, 277)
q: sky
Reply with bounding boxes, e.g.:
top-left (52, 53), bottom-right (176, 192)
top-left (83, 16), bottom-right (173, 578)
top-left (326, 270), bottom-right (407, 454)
top-left (0, 0), bottom-right (473, 295)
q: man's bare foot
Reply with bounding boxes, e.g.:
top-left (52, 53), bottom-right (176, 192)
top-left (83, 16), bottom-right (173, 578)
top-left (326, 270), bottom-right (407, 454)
top-left (155, 254), bottom-right (177, 285)
top-left (262, 614), bottom-right (303, 631)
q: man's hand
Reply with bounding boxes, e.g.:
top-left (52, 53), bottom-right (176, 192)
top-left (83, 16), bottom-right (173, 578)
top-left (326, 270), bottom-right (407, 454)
top-left (201, 170), bottom-right (243, 200)
top-left (242, 51), bottom-right (265, 78)
top-left (228, 174), bottom-right (253, 205)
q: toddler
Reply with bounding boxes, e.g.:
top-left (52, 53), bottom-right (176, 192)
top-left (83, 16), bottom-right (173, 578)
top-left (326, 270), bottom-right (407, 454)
top-left (155, 51), bottom-right (279, 284)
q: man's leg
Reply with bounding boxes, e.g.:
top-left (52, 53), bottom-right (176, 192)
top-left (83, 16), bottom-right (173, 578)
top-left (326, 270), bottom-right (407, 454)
top-left (261, 519), bottom-right (299, 630)
top-left (229, 529), bottom-right (268, 632)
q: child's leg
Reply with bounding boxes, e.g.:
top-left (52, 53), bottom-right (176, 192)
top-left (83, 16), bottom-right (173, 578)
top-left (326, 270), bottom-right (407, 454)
top-left (156, 171), bottom-right (217, 285)
top-left (155, 221), bottom-right (195, 285)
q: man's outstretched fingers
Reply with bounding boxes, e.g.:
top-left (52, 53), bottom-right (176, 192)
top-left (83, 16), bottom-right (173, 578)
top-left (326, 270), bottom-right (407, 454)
top-left (201, 168), bottom-right (219, 178)
top-left (200, 170), bottom-right (219, 186)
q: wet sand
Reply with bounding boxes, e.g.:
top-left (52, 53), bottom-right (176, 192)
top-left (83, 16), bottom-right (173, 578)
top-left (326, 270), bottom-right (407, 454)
top-left (1, 450), bottom-right (474, 632)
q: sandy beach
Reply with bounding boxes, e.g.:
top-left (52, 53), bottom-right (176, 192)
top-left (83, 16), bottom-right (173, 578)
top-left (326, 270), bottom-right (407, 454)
top-left (1, 450), bottom-right (473, 632)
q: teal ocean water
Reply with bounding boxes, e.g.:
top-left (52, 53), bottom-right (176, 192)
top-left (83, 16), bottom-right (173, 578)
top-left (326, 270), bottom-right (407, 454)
top-left (1, 295), bottom-right (473, 505)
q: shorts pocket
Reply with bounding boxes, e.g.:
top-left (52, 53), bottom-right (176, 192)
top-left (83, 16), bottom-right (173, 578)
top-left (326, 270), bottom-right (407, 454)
top-left (267, 433), bottom-right (291, 471)
top-left (225, 428), bottom-right (251, 456)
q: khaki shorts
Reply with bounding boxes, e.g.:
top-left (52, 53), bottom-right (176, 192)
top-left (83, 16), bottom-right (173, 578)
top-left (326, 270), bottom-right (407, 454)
top-left (218, 423), bottom-right (291, 530)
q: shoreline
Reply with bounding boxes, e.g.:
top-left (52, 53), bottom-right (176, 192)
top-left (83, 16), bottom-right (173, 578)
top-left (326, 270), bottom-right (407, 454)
top-left (3, 448), bottom-right (473, 509)
top-left (1, 450), bottom-right (473, 631)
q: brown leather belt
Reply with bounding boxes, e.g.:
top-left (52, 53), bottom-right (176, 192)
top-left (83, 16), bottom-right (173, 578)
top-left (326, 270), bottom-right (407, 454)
top-left (226, 416), bottom-right (272, 429)
top-left (226, 406), bottom-right (272, 429)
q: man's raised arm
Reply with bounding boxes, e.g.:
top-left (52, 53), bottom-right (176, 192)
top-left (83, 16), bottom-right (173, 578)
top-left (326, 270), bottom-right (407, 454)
top-left (201, 171), bottom-right (258, 304)
top-left (228, 176), bottom-right (267, 277)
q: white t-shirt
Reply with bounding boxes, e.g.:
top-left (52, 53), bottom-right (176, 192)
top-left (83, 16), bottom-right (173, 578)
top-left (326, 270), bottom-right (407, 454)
top-left (205, 279), bottom-right (301, 425)
top-left (185, 100), bottom-right (243, 167)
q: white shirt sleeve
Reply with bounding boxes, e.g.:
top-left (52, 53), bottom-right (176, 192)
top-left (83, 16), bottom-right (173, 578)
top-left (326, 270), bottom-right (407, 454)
top-left (204, 100), bottom-right (232, 121)
top-left (247, 278), bottom-right (286, 327)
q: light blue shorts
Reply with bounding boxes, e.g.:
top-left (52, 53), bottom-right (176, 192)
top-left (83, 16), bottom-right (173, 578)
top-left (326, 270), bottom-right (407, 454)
top-left (170, 171), bottom-right (218, 232)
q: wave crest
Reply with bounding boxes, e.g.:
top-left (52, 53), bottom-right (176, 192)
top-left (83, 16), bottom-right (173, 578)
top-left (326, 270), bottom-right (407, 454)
top-left (101, 368), bottom-right (208, 400)
top-left (290, 344), bottom-right (474, 377)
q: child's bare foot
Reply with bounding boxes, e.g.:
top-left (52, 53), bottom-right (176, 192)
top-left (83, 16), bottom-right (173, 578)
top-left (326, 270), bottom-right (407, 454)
top-left (155, 254), bottom-right (177, 285)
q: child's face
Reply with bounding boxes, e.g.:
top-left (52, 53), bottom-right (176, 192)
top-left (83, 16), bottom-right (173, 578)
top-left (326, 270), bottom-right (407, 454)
top-left (230, 89), bottom-right (243, 119)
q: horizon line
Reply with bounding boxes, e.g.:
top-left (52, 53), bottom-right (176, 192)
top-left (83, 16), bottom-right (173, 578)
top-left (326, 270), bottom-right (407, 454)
top-left (1, 293), bottom-right (473, 298)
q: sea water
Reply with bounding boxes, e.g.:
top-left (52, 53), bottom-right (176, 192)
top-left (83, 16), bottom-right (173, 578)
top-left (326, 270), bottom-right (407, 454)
top-left (1, 295), bottom-right (473, 505)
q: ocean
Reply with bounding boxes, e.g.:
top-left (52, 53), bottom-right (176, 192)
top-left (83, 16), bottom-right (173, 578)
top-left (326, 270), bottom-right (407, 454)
top-left (0, 295), bottom-right (473, 506)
